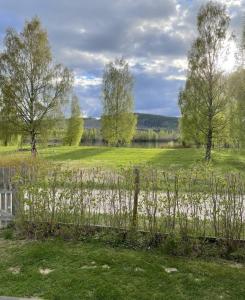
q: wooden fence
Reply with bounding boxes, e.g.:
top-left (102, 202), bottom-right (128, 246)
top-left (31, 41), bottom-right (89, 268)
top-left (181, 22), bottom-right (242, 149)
top-left (0, 167), bottom-right (15, 227)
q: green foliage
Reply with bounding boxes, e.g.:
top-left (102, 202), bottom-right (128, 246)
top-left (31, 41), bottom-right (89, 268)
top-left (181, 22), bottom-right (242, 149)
top-left (82, 128), bottom-right (101, 143)
top-left (102, 112), bottom-right (137, 145)
top-left (226, 68), bottom-right (245, 148)
top-left (179, 2), bottom-right (230, 159)
top-left (14, 164), bottom-right (245, 243)
top-left (0, 105), bottom-right (22, 146)
top-left (81, 128), bottom-right (178, 145)
top-left (37, 109), bottom-right (67, 147)
top-left (0, 17), bottom-right (72, 155)
top-left (64, 95), bottom-right (84, 146)
top-left (133, 129), bottom-right (178, 143)
top-left (2, 227), bottom-right (14, 240)
top-left (135, 129), bottom-right (157, 142)
top-left (178, 88), bottom-right (205, 147)
top-left (101, 58), bottom-right (136, 145)
top-left (230, 247), bottom-right (245, 263)
top-left (161, 235), bottom-right (193, 256)
top-left (160, 234), bottom-right (245, 261)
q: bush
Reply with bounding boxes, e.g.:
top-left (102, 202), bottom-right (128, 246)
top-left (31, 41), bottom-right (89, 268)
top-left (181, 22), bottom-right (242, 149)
top-left (2, 228), bottom-right (14, 240)
top-left (160, 234), bottom-right (193, 256)
top-left (158, 235), bottom-right (245, 262)
top-left (229, 247), bottom-right (245, 263)
top-left (1, 162), bottom-right (242, 262)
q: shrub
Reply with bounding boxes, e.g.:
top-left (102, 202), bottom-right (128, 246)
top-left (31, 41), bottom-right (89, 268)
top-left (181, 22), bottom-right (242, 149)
top-left (2, 227), bottom-right (14, 240)
top-left (0, 162), bottom-right (242, 261)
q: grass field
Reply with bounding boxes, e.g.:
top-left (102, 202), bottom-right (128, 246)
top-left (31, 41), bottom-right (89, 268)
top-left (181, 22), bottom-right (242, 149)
top-left (0, 147), bottom-right (245, 299)
top-left (0, 238), bottom-right (244, 300)
top-left (0, 145), bottom-right (245, 172)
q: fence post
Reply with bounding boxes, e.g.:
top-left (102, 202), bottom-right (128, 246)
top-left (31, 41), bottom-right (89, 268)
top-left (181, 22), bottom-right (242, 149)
top-left (132, 167), bottom-right (140, 229)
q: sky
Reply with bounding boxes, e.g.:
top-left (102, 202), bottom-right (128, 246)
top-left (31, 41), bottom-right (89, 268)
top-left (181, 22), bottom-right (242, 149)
top-left (0, 0), bottom-right (244, 117)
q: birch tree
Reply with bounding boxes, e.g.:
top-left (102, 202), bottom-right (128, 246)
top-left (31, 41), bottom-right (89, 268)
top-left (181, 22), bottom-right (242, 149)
top-left (64, 95), bottom-right (84, 146)
top-left (101, 58), bottom-right (137, 145)
top-left (0, 17), bottom-right (72, 155)
top-left (179, 1), bottom-right (230, 160)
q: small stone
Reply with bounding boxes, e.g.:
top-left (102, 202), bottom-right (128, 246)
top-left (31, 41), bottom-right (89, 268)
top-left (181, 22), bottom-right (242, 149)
top-left (8, 266), bottom-right (20, 274)
top-left (135, 267), bottom-right (145, 272)
top-left (39, 268), bottom-right (54, 275)
top-left (102, 264), bottom-right (110, 269)
top-left (229, 263), bottom-right (243, 269)
top-left (164, 267), bottom-right (178, 273)
top-left (81, 265), bottom-right (97, 269)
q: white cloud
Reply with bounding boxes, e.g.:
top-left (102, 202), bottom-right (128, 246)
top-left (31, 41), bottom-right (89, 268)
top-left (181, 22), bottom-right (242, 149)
top-left (172, 58), bottom-right (188, 71)
top-left (0, 0), bottom-right (243, 117)
top-left (74, 75), bottom-right (102, 89)
top-left (222, 0), bottom-right (243, 7)
top-left (219, 39), bottom-right (238, 73)
top-left (60, 49), bottom-right (110, 70)
top-left (165, 75), bottom-right (186, 81)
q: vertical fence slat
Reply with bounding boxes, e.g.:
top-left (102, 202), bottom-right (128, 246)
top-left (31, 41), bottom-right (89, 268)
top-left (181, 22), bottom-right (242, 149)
top-left (132, 167), bottom-right (140, 229)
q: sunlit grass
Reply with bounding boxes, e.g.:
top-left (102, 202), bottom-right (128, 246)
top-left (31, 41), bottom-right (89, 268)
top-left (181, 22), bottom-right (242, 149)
top-left (0, 145), bottom-right (245, 172)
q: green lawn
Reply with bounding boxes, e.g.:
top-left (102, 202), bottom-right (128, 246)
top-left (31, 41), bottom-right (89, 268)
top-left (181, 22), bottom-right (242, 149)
top-left (0, 238), bottom-right (244, 300)
top-left (0, 145), bottom-right (245, 172)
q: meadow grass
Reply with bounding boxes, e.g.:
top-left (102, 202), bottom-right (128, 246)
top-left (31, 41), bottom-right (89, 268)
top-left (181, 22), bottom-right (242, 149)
top-left (0, 238), bottom-right (244, 300)
top-left (0, 147), bottom-right (245, 299)
top-left (0, 145), bottom-right (245, 172)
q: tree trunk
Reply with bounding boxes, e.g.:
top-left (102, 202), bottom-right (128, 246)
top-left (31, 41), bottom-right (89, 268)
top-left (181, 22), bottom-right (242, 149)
top-left (31, 131), bottom-right (37, 157)
top-left (205, 127), bottom-right (212, 161)
top-left (3, 137), bottom-right (8, 147)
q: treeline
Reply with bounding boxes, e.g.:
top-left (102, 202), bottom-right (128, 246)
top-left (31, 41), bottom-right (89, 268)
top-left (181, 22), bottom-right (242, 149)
top-left (179, 1), bottom-right (245, 160)
top-left (133, 129), bottom-right (178, 143)
top-left (82, 128), bottom-right (178, 144)
top-left (0, 113), bottom-right (179, 147)
top-left (0, 126), bottom-right (177, 147)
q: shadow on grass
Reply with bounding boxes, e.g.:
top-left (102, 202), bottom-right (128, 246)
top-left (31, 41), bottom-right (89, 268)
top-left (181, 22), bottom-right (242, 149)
top-left (149, 148), bottom-right (245, 173)
top-left (224, 160), bottom-right (245, 172)
top-left (148, 148), bottom-right (203, 169)
top-left (213, 151), bottom-right (245, 173)
top-left (46, 147), bottom-right (111, 162)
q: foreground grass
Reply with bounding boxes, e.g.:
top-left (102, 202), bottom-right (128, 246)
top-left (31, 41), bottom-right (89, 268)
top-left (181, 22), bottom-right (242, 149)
top-left (0, 238), bottom-right (244, 299)
top-left (0, 145), bottom-right (245, 172)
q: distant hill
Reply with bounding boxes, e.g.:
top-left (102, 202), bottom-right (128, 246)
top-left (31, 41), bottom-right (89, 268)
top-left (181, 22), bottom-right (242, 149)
top-left (135, 113), bottom-right (179, 130)
top-left (84, 117), bottom-right (101, 129)
top-left (84, 113), bottom-right (179, 131)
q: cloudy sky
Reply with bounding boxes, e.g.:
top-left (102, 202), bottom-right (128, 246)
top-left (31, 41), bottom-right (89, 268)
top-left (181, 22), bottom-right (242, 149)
top-left (0, 0), bottom-right (244, 117)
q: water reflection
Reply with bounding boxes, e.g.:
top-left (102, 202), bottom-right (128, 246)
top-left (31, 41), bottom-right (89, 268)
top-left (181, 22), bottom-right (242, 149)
top-left (81, 140), bottom-right (179, 148)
